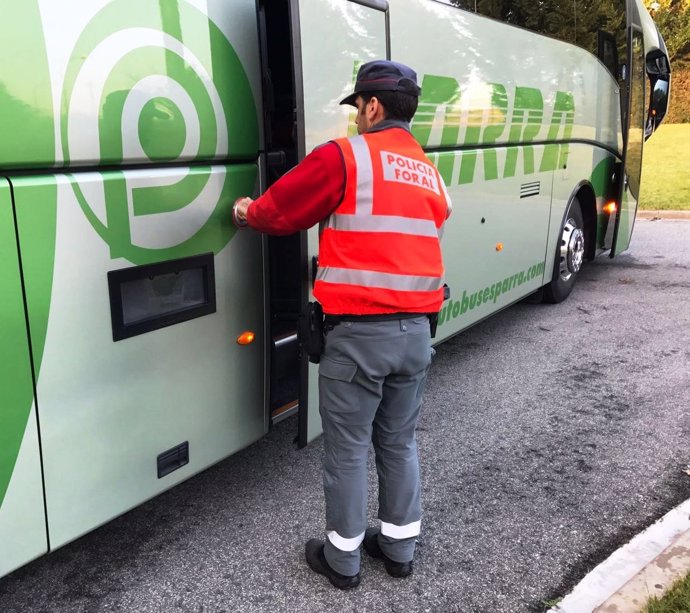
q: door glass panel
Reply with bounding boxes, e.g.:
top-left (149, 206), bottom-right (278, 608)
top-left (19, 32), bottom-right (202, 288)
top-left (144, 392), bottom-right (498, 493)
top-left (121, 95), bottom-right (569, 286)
top-left (613, 29), bottom-right (645, 255)
top-left (293, 0), bottom-right (388, 445)
top-left (626, 31), bottom-right (645, 200)
top-left (298, 0), bottom-right (388, 154)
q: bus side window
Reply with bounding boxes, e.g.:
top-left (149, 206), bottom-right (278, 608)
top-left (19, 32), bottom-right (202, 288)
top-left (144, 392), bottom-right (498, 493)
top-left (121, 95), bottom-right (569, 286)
top-left (597, 30), bottom-right (618, 79)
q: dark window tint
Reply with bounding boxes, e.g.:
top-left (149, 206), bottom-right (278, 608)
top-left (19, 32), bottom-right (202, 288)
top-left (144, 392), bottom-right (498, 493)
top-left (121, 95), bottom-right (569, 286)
top-left (598, 30), bottom-right (619, 77)
top-left (443, 0), bottom-right (626, 66)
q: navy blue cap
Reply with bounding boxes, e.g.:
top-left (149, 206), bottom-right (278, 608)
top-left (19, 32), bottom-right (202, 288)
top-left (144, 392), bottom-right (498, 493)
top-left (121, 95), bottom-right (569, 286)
top-left (340, 60), bottom-right (422, 107)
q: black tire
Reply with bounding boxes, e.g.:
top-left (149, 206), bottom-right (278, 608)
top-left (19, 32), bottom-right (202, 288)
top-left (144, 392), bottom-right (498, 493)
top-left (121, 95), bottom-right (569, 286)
top-left (543, 198), bottom-right (585, 304)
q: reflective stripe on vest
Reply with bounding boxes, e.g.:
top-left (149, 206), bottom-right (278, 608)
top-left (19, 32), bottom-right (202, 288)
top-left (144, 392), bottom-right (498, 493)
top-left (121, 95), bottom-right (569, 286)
top-left (316, 267), bottom-right (444, 292)
top-left (323, 135), bottom-right (442, 238)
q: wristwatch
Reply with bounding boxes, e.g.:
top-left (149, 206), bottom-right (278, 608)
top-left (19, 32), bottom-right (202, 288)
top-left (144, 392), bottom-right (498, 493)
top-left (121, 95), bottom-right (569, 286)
top-left (232, 201), bottom-right (248, 228)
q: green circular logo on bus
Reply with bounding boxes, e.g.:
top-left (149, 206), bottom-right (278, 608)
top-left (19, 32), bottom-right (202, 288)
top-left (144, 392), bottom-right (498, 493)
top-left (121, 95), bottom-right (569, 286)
top-left (61, 0), bottom-right (259, 265)
top-left (138, 97), bottom-right (186, 161)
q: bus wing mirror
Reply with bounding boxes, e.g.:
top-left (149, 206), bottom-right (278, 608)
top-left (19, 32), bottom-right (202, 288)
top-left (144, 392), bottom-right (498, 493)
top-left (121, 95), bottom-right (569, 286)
top-left (645, 76), bottom-right (670, 141)
top-left (644, 50), bottom-right (671, 141)
top-left (646, 53), bottom-right (670, 77)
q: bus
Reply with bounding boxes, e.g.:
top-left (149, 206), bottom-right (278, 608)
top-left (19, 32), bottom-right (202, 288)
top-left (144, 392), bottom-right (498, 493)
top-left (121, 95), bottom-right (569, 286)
top-left (0, 0), bottom-right (671, 578)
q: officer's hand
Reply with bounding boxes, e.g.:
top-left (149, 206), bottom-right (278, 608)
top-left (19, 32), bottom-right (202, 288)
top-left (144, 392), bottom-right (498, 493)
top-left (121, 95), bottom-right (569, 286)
top-left (232, 197), bottom-right (253, 228)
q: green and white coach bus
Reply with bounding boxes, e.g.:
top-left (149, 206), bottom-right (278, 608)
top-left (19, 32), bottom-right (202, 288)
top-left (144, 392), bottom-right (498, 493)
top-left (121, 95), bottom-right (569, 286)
top-left (0, 0), bottom-right (671, 577)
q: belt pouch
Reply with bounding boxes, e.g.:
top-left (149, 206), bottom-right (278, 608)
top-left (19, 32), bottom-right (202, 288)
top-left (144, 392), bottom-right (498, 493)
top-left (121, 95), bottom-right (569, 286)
top-left (300, 301), bottom-right (324, 364)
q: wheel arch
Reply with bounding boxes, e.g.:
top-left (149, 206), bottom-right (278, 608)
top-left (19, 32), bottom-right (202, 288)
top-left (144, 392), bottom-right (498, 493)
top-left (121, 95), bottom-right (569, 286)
top-left (571, 181), bottom-right (597, 261)
top-left (541, 181), bottom-right (592, 304)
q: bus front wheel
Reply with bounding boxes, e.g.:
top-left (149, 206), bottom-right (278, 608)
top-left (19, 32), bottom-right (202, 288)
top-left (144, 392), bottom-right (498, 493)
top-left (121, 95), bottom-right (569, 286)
top-left (543, 198), bottom-right (585, 303)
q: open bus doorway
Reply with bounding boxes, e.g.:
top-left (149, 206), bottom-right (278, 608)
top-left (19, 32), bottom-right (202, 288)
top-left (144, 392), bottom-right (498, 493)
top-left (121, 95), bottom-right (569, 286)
top-left (257, 0), bottom-right (306, 427)
top-left (257, 0), bottom-right (390, 446)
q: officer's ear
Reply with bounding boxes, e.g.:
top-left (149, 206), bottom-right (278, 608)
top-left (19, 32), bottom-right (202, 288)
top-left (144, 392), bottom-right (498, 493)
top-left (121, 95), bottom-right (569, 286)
top-left (367, 96), bottom-right (386, 123)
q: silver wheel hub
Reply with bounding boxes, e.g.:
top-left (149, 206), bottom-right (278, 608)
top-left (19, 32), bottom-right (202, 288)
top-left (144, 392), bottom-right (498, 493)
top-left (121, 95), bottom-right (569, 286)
top-left (559, 219), bottom-right (585, 282)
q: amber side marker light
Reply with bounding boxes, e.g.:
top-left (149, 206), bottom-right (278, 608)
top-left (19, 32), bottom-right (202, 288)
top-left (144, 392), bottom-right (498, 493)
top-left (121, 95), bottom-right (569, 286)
top-left (496, 243), bottom-right (504, 252)
top-left (603, 201), bottom-right (617, 215)
top-left (237, 331), bottom-right (256, 345)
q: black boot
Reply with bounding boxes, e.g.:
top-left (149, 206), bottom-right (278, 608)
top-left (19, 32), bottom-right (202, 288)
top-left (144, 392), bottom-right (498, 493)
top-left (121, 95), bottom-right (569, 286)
top-left (305, 539), bottom-right (361, 589)
top-left (363, 528), bottom-right (413, 578)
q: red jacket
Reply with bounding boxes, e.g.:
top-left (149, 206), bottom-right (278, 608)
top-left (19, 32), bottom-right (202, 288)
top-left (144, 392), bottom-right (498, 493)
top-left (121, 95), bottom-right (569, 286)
top-left (246, 143), bottom-right (344, 235)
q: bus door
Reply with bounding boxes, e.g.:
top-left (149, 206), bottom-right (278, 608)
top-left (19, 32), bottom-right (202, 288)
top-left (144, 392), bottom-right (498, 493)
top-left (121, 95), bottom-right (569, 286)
top-left (0, 178), bottom-right (48, 577)
top-left (287, 0), bottom-right (390, 446)
top-left (611, 19), bottom-right (646, 256)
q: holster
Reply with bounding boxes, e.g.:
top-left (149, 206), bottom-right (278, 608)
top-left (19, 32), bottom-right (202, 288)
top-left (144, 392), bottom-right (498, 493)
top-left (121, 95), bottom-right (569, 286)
top-left (429, 284), bottom-right (451, 339)
top-left (428, 312), bottom-right (439, 339)
top-left (300, 301), bottom-right (324, 364)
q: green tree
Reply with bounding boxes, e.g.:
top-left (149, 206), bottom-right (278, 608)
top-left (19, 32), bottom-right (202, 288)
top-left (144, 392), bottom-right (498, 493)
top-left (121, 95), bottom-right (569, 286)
top-left (646, 0), bottom-right (690, 64)
top-left (448, 0), bottom-right (627, 50)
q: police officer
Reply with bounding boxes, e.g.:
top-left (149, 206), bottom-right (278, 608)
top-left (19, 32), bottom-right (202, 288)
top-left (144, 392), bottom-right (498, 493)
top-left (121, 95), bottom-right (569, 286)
top-left (233, 60), bottom-right (451, 589)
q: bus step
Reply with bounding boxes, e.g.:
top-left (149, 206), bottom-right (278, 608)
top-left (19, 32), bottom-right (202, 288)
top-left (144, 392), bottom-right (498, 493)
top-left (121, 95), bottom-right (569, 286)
top-left (271, 399), bottom-right (298, 424)
top-left (271, 329), bottom-right (299, 423)
top-left (272, 331), bottom-right (298, 376)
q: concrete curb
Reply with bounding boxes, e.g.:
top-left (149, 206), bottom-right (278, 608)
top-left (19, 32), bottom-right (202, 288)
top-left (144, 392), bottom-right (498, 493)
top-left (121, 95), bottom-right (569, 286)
top-left (637, 210), bottom-right (690, 220)
top-left (597, 530), bottom-right (690, 612)
top-left (548, 497), bottom-right (690, 613)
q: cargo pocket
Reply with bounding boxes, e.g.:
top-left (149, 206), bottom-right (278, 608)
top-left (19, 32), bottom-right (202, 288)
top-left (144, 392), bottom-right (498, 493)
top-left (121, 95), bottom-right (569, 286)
top-left (319, 356), bottom-right (359, 414)
top-left (416, 347), bottom-right (435, 401)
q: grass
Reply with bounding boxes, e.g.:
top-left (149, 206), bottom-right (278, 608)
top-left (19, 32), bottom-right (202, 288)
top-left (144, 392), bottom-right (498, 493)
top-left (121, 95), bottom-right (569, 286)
top-left (641, 571), bottom-right (690, 613)
top-left (640, 124), bottom-right (690, 211)
top-left (541, 598), bottom-right (562, 609)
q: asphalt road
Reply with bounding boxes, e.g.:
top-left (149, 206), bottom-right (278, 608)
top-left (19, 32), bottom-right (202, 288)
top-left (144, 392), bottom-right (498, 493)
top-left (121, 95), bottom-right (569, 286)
top-left (1, 219), bottom-right (689, 613)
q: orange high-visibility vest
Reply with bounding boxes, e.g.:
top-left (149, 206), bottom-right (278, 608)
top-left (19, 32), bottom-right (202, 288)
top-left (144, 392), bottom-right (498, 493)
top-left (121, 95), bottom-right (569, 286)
top-left (314, 128), bottom-right (449, 315)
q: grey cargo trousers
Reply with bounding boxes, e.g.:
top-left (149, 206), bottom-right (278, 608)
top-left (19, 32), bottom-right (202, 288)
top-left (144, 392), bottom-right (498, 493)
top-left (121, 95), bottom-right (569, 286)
top-left (318, 315), bottom-right (432, 577)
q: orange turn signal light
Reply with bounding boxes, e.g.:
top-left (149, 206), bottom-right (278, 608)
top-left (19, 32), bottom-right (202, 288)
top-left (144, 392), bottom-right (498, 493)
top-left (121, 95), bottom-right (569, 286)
top-left (237, 331), bottom-right (256, 345)
top-left (603, 201), bottom-right (617, 215)
top-left (496, 243), bottom-right (504, 252)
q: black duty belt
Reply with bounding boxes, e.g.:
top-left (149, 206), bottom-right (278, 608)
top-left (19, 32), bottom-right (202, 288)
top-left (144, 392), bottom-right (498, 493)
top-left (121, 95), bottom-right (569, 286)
top-left (324, 312), bottom-right (427, 325)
